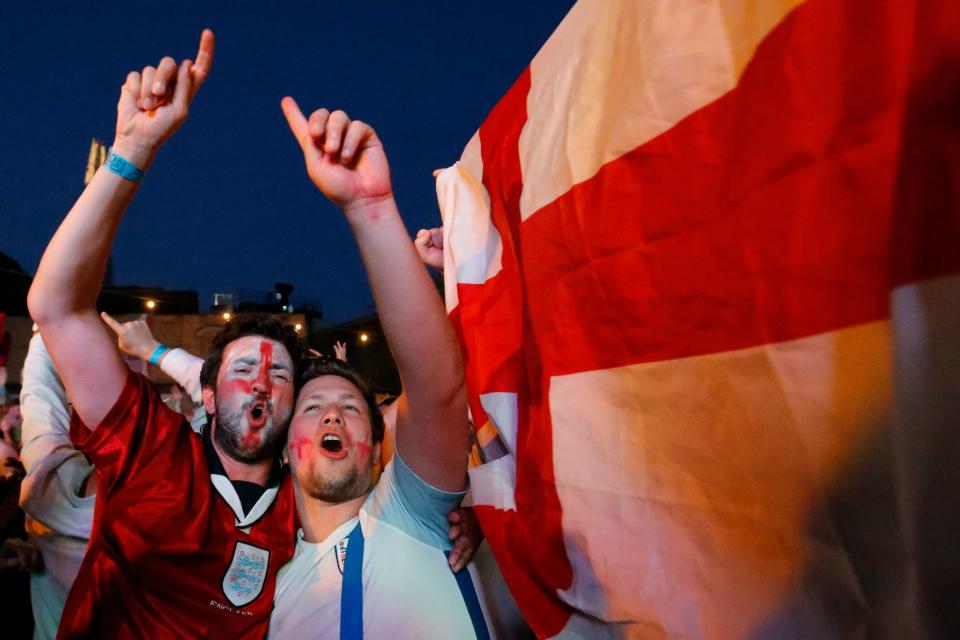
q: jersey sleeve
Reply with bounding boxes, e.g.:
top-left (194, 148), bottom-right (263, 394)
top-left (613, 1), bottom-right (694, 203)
top-left (366, 450), bottom-right (466, 549)
top-left (69, 371), bottom-right (187, 499)
top-left (159, 348), bottom-right (204, 405)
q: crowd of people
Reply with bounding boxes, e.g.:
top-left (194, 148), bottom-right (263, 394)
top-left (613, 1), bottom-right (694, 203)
top-left (1, 30), bottom-right (530, 639)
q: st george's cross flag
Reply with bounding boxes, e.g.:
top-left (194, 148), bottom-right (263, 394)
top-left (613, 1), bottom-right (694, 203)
top-left (436, 0), bottom-right (960, 638)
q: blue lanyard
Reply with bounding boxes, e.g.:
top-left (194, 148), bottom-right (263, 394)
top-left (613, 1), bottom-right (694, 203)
top-left (338, 520), bottom-right (491, 640)
top-left (339, 521), bottom-right (365, 640)
top-left (445, 549), bottom-right (492, 640)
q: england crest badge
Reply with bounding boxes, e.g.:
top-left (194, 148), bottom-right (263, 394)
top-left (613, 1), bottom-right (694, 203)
top-left (336, 536), bottom-right (350, 575)
top-left (222, 541), bottom-right (270, 607)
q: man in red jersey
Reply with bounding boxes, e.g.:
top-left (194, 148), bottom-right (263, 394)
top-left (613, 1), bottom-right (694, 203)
top-left (27, 30), bottom-right (306, 638)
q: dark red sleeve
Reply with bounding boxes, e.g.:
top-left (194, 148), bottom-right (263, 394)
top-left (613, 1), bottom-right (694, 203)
top-left (70, 372), bottom-right (187, 498)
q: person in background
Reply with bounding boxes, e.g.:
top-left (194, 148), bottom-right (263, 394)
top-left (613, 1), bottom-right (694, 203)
top-left (0, 383), bottom-right (36, 639)
top-left (333, 340), bottom-right (348, 363)
top-left (0, 398), bottom-right (23, 484)
top-left (100, 312), bottom-right (207, 431)
top-left (18, 332), bottom-right (94, 640)
top-left (414, 226), bottom-right (445, 271)
top-left (1, 399), bottom-right (22, 451)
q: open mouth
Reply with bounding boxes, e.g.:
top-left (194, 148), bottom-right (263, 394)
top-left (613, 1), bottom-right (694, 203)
top-left (247, 401), bottom-right (268, 428)
top-left (317, 432), bottom-right (348, 459)
top-left (321, 434), bottom-right (343, 453)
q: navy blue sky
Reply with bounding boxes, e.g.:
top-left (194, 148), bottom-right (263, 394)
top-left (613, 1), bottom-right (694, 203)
top-left (0, 1), bottom-right (573, 322)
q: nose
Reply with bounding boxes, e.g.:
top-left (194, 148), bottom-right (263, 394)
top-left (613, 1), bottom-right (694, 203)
top-left (322, 407), bottom-right (343, 426)
top-left (252, 365), bottom-right (272, 396)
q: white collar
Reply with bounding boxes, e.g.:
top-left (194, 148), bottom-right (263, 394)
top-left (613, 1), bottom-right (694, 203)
top-left (210, 475), bottom-right (281, 528)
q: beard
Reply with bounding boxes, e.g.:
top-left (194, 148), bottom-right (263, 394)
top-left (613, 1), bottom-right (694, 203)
top-left (302, 458), bottom-right (374, 503)
top-left (214, 402), bottom-right (285, 463)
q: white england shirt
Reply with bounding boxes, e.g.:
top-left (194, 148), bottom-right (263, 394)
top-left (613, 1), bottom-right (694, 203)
top-left (269, 452), bottom-right (496, 639)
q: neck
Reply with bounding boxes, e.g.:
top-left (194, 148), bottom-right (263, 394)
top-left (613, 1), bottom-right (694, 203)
top-left (296, 489), bottom-right (370, 543)
top-left (211, 424), bottom-right (273, 485)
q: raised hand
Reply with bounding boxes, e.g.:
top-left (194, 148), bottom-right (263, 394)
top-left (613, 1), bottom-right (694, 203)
top-left (100, 312), bottom-right (160, 362)
top-left (113, 29), bottom-right (215, 162)
top-left (280, 99), bottom-right (392, 210)
top-left (414, 227), bottom-right (444, 270)
top-left (333, 341), bottom-right (348, 362)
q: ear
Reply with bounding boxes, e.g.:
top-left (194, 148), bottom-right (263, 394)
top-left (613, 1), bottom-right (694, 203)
top-left (371, 441), bottom-right (384, 484)
top-left (202, 385), bottom-right (216, 416)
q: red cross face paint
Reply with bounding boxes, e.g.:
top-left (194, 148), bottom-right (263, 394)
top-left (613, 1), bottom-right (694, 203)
top-left (212, 336), bottom-right (295, 463)
top-left (288, 375), bottom-right (379, 503)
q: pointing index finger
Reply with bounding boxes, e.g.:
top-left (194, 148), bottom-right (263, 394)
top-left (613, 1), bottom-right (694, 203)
top-left (281, 96), bottom-right (309, 147)
top-left (190, 29), bottom-right (215, 94)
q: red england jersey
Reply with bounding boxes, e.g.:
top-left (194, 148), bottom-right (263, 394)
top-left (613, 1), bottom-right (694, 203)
top-left (59, 373), bottom-right (296, 639)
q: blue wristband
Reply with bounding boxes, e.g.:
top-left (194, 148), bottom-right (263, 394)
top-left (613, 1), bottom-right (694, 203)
top-left (148, 344), bottom-right (172, 366)
top-left (106, 150), bottom-right (145, 183)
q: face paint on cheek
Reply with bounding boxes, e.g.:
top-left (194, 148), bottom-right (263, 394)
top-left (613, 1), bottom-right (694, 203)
top-left (351, 441), bottom-right (373, 460)
top-left (292, 436), bottom-right (314, 464)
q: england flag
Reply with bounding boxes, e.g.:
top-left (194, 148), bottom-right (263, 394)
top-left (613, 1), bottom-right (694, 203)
top-left (436, 0), bottom-right (960, 637)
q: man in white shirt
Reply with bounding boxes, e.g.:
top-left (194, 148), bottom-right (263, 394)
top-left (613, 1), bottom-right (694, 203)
top-left (268, 101), bottom-right (490, 639)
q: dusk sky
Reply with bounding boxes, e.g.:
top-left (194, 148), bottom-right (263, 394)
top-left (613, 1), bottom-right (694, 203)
top-left (1, 1), bottom-right (574, 322)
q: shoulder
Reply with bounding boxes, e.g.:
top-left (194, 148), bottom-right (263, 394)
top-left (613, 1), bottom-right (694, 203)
top-left (364, 452), bottom-right (465, 549)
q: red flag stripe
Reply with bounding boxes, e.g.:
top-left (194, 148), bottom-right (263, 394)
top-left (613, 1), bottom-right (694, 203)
top-left (471, 67), bottom-right (578, 637)
top-left (517, 0), bottom-right (960, 380)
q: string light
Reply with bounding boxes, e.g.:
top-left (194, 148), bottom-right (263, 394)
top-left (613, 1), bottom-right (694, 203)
top-left (359, 333), bottom-right (369, 343)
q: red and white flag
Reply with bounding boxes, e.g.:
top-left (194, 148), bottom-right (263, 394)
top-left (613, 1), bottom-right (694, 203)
top-left (437, 0), bottom-right (960, 637)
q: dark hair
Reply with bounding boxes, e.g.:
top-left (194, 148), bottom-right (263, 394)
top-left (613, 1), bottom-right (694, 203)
top-left (297, 357), bottom-right (385, 444)
top-left (200, 314), bottom-right (307, 389)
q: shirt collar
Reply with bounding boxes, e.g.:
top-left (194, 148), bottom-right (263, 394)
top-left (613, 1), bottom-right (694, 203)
top-left (202, 421), bottom-right (284, 489)
top-left (202, 423), bottom-right (287, 528)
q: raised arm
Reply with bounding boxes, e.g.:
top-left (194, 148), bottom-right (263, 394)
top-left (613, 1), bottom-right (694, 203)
top-left (101, 312), bottom-right (204, 404)
top-left (281, 99), bottom-right (468, 491)
top-left (27, 31), bottom-right (214, 430)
